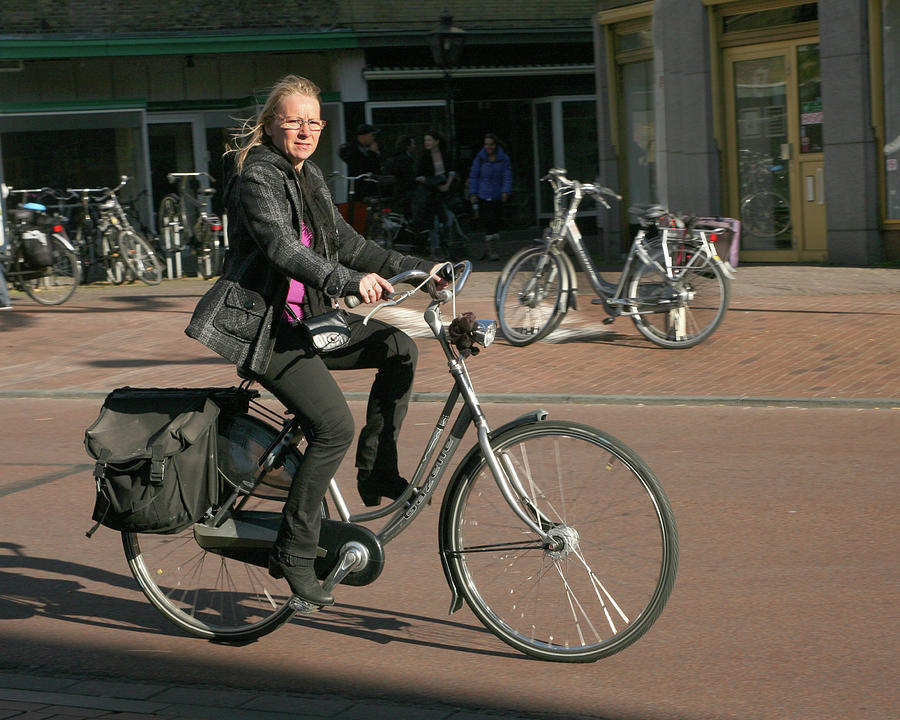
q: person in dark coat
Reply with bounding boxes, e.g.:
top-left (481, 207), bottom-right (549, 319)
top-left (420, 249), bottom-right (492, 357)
top-left (381, 134), bottom-right (417, 216)
top-left (186, 75), bottom-right (446, 607)
top-left (338, 123), bottom-right (382, 200)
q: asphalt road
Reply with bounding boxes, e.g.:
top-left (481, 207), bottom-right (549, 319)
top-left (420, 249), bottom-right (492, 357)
top-left (1, 397), bottom-right (897, 720)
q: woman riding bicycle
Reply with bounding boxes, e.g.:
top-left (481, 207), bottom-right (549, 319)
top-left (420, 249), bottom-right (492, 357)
top-left (186, 74), bottom-right (446, 607)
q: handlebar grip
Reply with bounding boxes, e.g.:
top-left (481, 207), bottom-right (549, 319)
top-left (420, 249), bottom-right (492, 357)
top-left (345, 289), bottom-right (394, 309)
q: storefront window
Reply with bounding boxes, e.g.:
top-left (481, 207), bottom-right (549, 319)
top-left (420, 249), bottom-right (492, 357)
top-left (797, 43), bottom-right (823, 154)
top-left (883, 0), bottom-right (900, 219)
top-left (0, 111), bottom-right (143, 193)
top-left (621, 60), bottom-right (656, 206)
top-left (562, 100), bottom-right (599, 186)
top-left (723, 3), bottom-right (817, 33)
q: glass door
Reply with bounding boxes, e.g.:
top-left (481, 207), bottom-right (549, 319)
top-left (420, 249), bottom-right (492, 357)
top-left (532, 97), bottom-right (598, 222)
top-left (724, 39), bottom-right (825, 261)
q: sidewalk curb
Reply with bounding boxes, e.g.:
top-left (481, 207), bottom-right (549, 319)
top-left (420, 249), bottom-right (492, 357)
top-left (1, 389), bottom-right (897, 409)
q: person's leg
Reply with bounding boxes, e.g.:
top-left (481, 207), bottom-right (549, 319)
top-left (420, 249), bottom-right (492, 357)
top-left (0, 266), bottom-right (12, 309)
top-left (260, 327), bottom-right (355, 561)
top-left (325, 313), bottom-right (418, 503)
top-left (429, 213), bottom-right (441, 259)
top-left (481, 200), bottom-right (501, 259)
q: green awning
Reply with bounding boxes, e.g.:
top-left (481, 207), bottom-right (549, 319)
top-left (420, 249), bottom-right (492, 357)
top-left (0, 32), bottom-right (360, 60)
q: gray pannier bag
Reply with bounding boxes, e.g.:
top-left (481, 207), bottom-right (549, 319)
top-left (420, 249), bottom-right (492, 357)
top-left (84, 387), bottom-right (222, 536)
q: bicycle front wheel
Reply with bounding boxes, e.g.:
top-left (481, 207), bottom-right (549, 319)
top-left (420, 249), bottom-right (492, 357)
top-left (19, 236), bottom-right (79, 305)
top-left (496, 247), bottom-right (566, 345)
top-left (443, 421), bottom-right (677, 662)
top-left (123, 413), bottom-right (305, 641)
top-left (627, 243), bottom-right (730, 349)
top-left (740, 191), bottom-right (791, 238)
top-left (121, 231), bottom-right (163, 285)
top-left (366, 212), bottom-right (391, 249)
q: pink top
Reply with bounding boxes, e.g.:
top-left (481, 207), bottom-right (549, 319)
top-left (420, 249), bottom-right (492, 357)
top-left (284, 222), bottom-right (313, 321)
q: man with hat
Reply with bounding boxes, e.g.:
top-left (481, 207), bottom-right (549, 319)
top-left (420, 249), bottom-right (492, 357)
top-left (339, 123), bottom-right (382, 201)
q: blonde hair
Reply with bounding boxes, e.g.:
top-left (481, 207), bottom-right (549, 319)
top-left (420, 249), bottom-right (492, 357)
top-left (229, 74), bottom-right (322, 172)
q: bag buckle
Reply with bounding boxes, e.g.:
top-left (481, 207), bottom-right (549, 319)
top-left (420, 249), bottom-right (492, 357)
top-left (150, 457), bottom-right (167, 485)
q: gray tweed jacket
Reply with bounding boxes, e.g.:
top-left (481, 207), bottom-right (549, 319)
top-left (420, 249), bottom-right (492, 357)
top-left (185, 142), bottom-right (429, 375)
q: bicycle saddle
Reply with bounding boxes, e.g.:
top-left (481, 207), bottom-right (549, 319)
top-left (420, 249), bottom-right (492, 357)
top-left (628, 204), bottom-right (668, 220)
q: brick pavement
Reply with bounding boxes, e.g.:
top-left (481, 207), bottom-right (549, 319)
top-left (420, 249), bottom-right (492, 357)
top-left (0, 264), bottom-right (898, 405)
top-left (0, 264), bottom-right (898, 719)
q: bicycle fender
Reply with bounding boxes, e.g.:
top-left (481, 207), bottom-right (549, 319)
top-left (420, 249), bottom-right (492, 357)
top-left (437, 410), bottom-right (549, 614)
top-left (52, 232), bottom-right (77, 253)
top-left (711, 253), bottom-right (736, 280)
top-left (554, 247), bottom-right (578, 312)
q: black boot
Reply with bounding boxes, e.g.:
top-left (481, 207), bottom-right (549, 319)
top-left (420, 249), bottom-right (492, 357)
top-left (268, 554), bottom-right (334, 606)
top-left (357, 472), bottom-right (410, 507)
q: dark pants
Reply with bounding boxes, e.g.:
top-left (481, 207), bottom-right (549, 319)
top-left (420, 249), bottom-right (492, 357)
top-left (258, 312), bottom-right (418, 559)
top-left (479, 199), bottom-right (503, 235)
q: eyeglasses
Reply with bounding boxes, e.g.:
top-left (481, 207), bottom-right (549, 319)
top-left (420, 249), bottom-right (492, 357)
top-left (276, 117), bottom-right (327, 132)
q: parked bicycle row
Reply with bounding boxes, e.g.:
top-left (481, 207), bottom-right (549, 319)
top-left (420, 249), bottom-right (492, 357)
top-left (1, 173), bottom-right (230, 306)
top-left (3, 166), bottom-right (736, 350)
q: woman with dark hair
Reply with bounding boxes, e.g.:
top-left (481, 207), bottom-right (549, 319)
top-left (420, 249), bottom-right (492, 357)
top-left (414, 130), bottom-right (456, 260)
top-left (186, 75), bottom-right (446, 607)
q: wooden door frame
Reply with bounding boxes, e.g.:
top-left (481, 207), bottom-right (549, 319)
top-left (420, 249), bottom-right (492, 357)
top-left (723, 36), bottom-right (822, 262)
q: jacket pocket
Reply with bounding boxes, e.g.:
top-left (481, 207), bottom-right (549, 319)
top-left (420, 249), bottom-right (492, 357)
top-left (214, 285), bottom-right (266, 341)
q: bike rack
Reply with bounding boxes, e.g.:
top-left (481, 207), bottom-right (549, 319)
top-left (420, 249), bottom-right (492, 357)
top-left (160, 219), bottom-right (184, 279)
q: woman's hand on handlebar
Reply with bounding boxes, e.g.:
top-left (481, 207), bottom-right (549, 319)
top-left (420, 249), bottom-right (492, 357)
top-left (357, 273), bottom-right (394, 304)
top-left (429, 263), bottom-right (451, 291)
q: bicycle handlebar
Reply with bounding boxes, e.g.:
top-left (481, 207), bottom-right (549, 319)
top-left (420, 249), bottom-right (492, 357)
top-left (167, 172), bottom-right (215, 183)
top-left (344, 261), bottom-right (470, 321)
top-left (328, 171), bottom-right (375, 182)
top-left (66, 175), bottom-right (131, 201)
top-left (542, 168), bottom-right (621, 208)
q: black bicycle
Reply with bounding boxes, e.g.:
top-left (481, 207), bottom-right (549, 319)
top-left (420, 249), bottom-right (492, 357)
top-left (119, 261), bottom-right (678, 663)
top-left (68, 177), bottom-right (163, 286)
top-left (1, 185), bottom-right (80, 305)
top-left (158, 172), bottom-right (225, 280)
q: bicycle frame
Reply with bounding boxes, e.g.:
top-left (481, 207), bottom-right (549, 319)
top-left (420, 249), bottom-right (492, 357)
top-left (207, 263), bottom-right (557, 594)
top-left (539, 172), bottom-right (733, 320)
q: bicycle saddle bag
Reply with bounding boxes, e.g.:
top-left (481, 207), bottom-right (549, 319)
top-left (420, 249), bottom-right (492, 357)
top-left (84, 387), bottom-right (230, 536)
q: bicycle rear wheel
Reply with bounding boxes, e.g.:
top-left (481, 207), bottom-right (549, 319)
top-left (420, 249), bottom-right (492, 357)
top-left (443, 421), bottom-right (677, 662)
top-left (496, 247), bottom-right (566, 345)
top-left (120, 231), bottom-right (163, 285)
top-left (627, 241), bottom-right (730, 349)
top-left (19, 236), bottom-right (79, 305)
top-left (193, 221), bottom-right (216, 280)
top-left (100, 227), bottom-right (131, 285)
top-left (123, 413), bottom-right (305, 641)
top-left (158, 194), bottom-right (182, 248)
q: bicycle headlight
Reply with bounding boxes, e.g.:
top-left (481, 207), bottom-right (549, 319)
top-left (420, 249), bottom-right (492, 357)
top-left (473, 319), bottom-right (497, 347)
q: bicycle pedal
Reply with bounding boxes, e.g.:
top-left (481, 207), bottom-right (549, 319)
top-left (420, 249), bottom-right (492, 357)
top-left (288, 596), bottom-right (322, 615)
top-left (590, 298), bottom-right (606, 305)
top-left (602, 317), bottom-right (616, 325)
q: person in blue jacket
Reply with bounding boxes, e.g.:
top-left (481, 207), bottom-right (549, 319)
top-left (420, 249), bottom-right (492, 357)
top-left (467, 133), bottom-right (512, 260)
